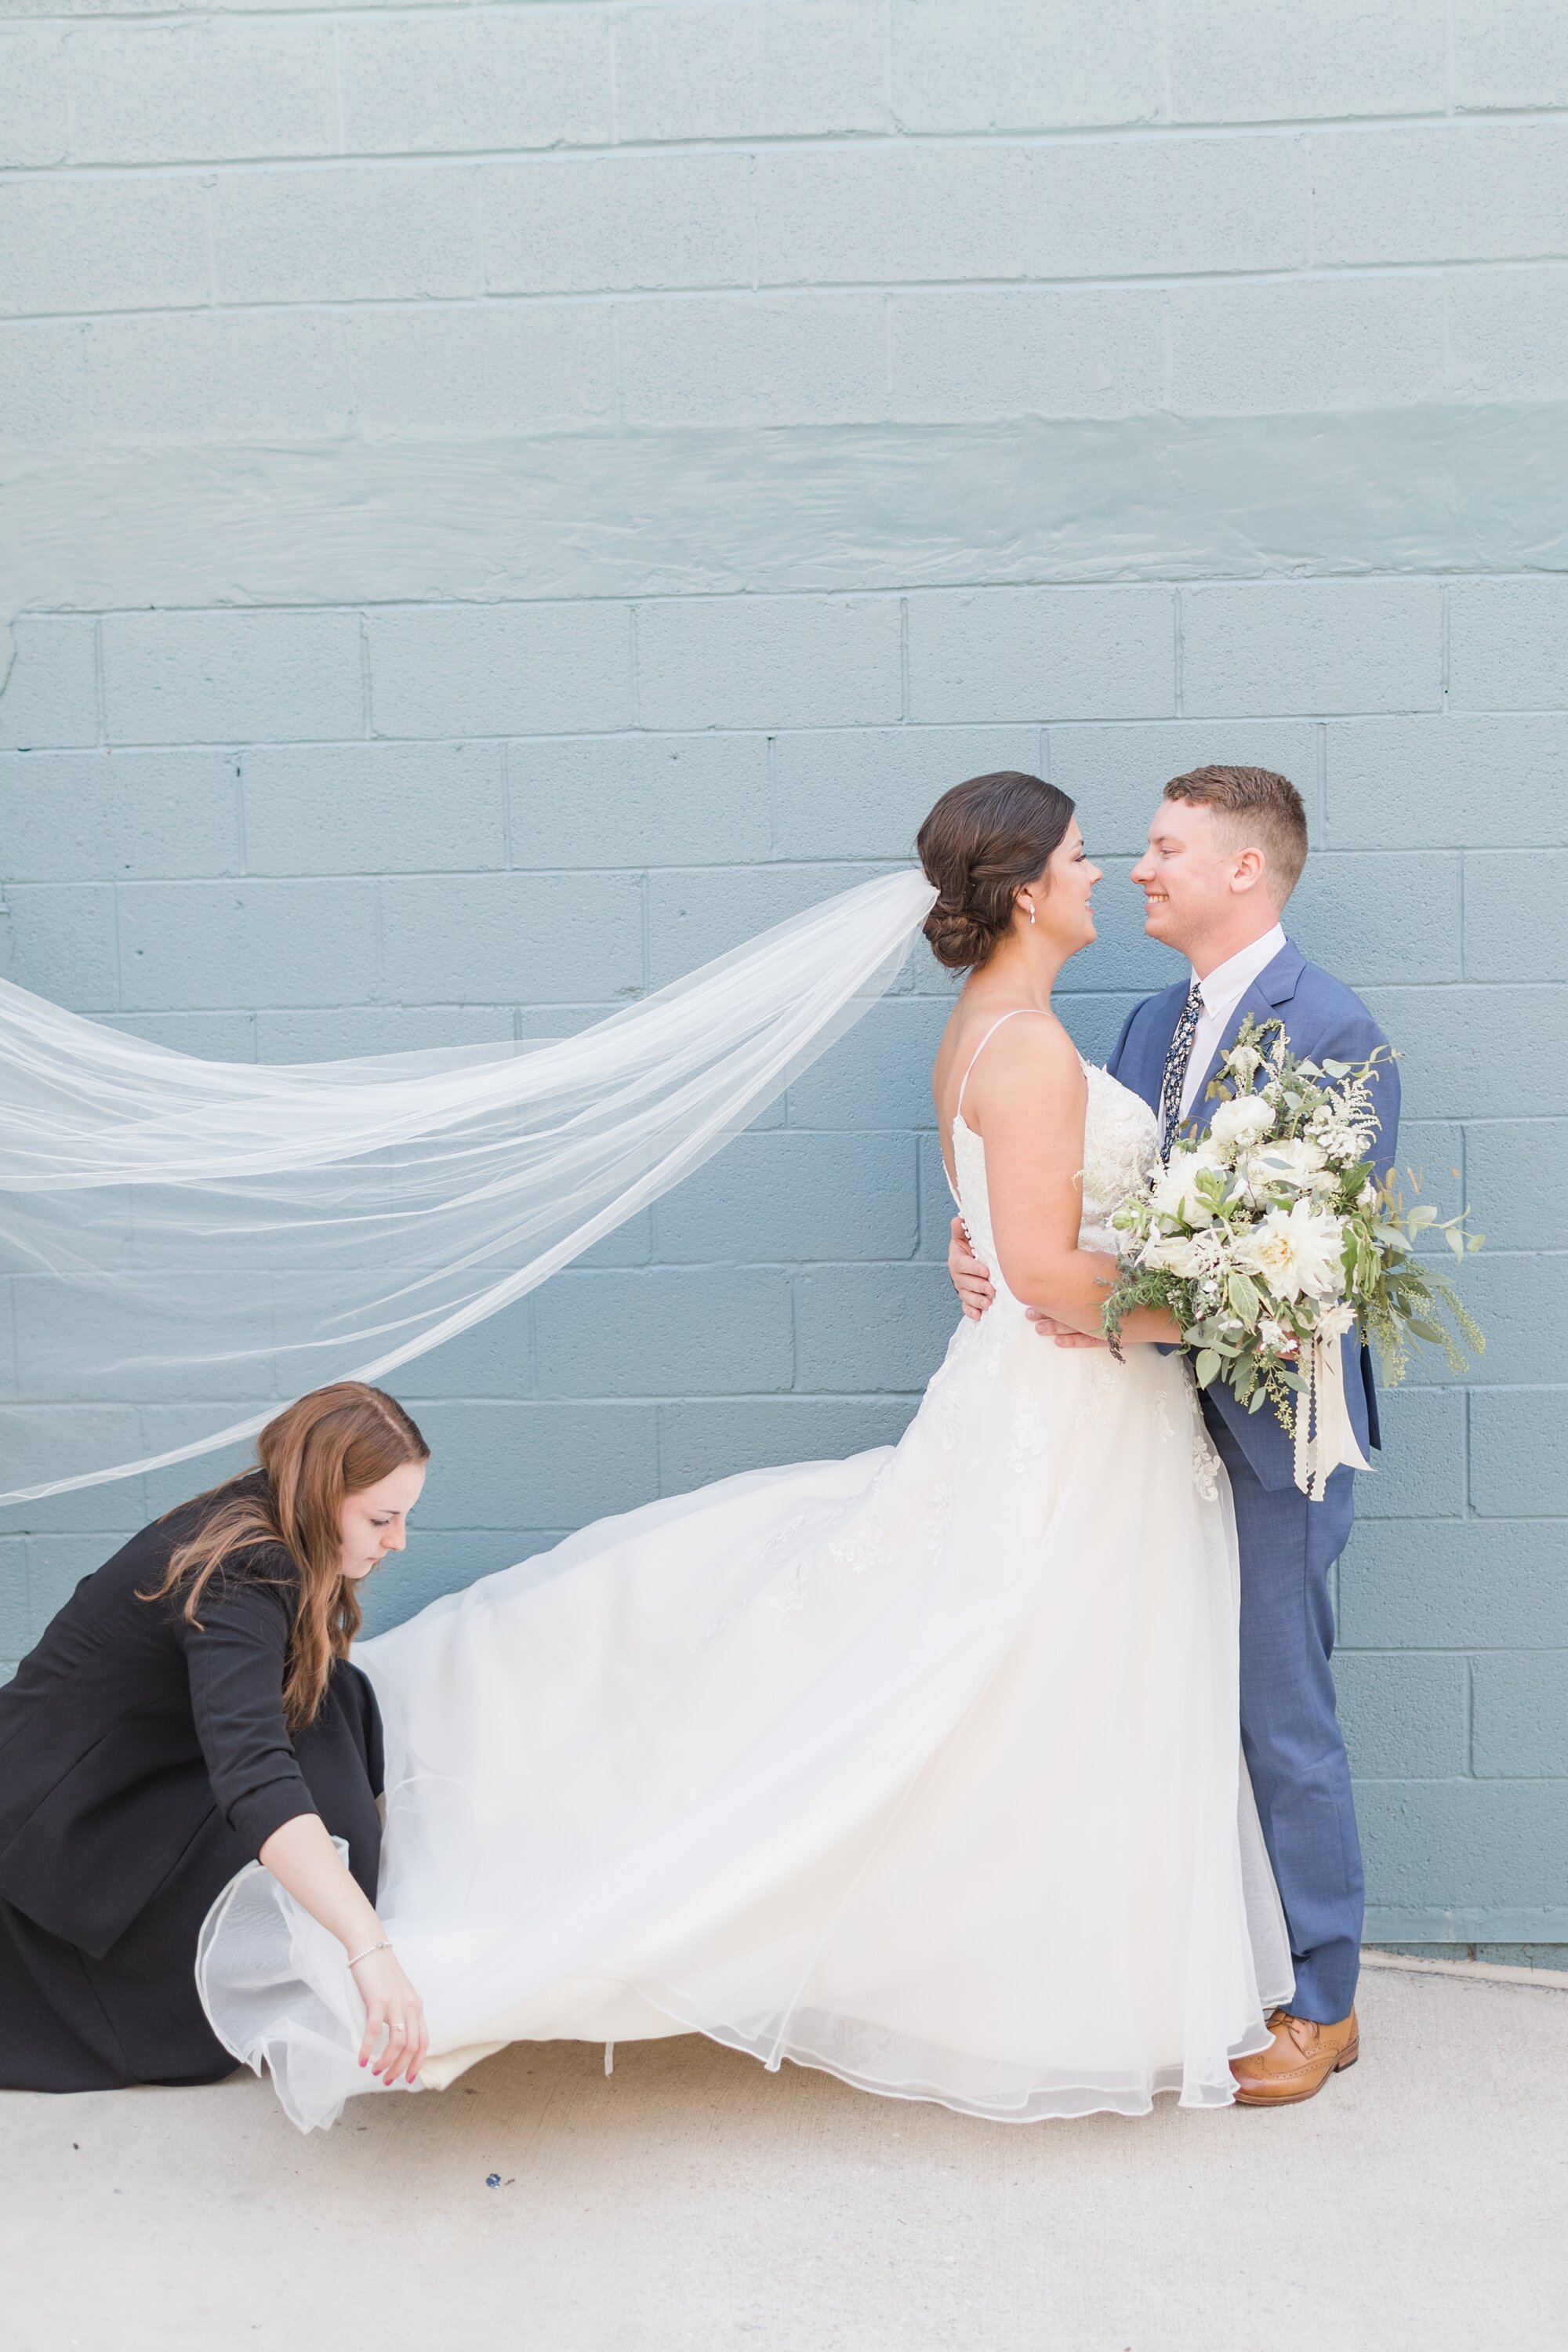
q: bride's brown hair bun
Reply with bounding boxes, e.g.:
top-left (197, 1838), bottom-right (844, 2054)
top-left (917, 772), bottom-right (1076, 972)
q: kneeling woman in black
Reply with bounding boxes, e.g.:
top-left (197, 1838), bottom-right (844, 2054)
top-left (0, 1381), bottom-right (430, 2095)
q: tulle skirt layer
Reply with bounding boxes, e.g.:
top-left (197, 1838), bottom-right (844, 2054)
top-left (198, 1305), bottom-right (1291, 2132)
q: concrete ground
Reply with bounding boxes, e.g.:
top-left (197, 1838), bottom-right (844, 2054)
top-left (5, 1962), bottom-right (1564, 2352)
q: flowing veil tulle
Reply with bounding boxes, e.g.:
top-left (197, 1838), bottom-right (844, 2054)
top-left (0, 870), bottom-right (936, 1504)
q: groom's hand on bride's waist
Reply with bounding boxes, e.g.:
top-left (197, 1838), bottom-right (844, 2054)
top-left (949, 1216), bottom-right (995, 1319)
top-left (947, 1218), bottom-right (1105, 1348)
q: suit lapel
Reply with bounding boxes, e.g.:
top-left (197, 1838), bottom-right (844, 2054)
top-left (1123, 979), bottom-right (1190, 1116)
top-left (1182, 938), bottom-right (1306, 1132)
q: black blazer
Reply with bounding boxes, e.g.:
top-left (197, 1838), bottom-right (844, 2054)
top-left (0, 1486), bottom-right (383, 1957)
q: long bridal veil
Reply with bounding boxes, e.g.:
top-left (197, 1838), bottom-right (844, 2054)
top-left (0, 870), bottom-right (937, 1505)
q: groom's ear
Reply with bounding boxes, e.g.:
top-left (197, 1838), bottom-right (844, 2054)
top-left (1229, 844), bottom-right (1270, 897)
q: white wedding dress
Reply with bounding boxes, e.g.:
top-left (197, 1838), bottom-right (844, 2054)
top-left (199, 1047), bottom-right (1292, 2132)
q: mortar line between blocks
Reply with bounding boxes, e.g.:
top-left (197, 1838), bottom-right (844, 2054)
top-left (1464, 1384), bottom-right (1474, 1515)
top-left (12, 256), bottom-right (1566, 334)
top-left (20, 111), bottom-right (1568, 183)
top-left (1440, 581), bottom-right (1451, 710)
top-left (33, 570), bottom-right (1568, 619)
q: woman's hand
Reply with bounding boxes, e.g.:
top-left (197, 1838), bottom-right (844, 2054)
top-left (349, 1946), bottom-right (428, 2085)
top-left (257, 1813), bottom-right (429, 2086)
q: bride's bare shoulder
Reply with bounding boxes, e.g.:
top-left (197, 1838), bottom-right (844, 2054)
top-left (974, 1009), bottom-right (1083, 1092)
top-left (934, 1002), bottom-right (1083, 1129)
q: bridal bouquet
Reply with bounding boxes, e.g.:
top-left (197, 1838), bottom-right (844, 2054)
top-left (1102, 1018), bottom-right (1483, 1498)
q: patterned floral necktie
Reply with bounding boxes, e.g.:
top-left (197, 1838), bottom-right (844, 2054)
top-left (1159, 982), bottom-right (1205, 1161)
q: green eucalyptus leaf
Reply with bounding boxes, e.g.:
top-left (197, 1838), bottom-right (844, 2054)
top-left (1227, 1271), bottom-right (1262, 1329)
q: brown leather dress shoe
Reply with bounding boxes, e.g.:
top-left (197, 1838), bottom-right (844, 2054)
top-left (1231, 2007), bottom-right (1359, 2106)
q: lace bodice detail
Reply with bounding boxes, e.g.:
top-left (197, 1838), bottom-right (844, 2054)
top-left (951, 1061), bottom-right (1159, 1304)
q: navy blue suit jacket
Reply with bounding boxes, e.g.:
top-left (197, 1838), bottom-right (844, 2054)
top-left (1106, 939), bottom-right (1401, 1492)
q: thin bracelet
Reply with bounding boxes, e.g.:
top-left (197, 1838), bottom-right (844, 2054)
top-left (346, 1937), bottom-right (393, 1969)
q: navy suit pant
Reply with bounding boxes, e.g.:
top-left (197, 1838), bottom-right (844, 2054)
top-left (1207, 1410), bottom-right (1363, 2024)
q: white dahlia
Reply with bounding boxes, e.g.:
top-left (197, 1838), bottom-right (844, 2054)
top-left (1234, 1200), bottom-right (1346, 1305)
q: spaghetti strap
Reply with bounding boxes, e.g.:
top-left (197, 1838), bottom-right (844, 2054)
top-left (953, 1008), bottom-right (1050, 1124)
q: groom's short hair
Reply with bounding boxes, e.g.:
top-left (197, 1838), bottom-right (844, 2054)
top-left (1162, 766), bottom-right (1308, 903)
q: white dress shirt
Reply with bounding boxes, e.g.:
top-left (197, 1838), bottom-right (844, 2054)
top-left (1178, 924), bottom-right (1287, 1120)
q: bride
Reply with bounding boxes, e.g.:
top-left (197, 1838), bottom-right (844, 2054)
top-left (201, 771), bottom-right (1292, 2131)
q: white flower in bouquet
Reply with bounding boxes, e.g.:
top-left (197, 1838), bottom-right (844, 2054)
top-left (1245, 1135), bottom-right (1328, 1192)
top-left (1147, 1149), bottom-right (1225, 1226)
top-left (1257, 1316), bottom-right (1299, 1359)
top-left (1306, 1106), bottom-right (1374, 1166)
top-left (1207, 1093), bottom-right (1274, 1154)
top-left (1234, 1199), bottom-right (1345, 1304)
top-left (1140, 1231), bottom-right (1210, 1277)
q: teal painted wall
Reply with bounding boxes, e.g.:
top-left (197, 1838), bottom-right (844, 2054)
top-left (1, 2), bottom-right (1564, 1956)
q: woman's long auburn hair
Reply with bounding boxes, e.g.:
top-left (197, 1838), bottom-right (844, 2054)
top-left (146, 1383), bottom-right (430, 1731)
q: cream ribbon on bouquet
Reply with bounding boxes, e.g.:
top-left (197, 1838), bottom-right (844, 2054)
top-left (1292, 1304), bottom-right (1374, 1501)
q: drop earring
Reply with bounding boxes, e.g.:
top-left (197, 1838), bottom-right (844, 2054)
top-left (1024, 900), bottom-right (1036, 925)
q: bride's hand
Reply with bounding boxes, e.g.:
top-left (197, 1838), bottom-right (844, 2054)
top-left (349, 1946), bottom-right (428, 2085)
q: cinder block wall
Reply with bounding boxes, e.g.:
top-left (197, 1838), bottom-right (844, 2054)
top-left (1, 1), bottom-right (1564, 1960)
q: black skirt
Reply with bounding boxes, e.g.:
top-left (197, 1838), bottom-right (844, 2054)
top-left (0, 1661), bottom-right (383, 2094)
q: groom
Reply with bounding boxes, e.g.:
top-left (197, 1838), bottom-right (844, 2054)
top-left (949, 766), bottom-right (1399, 2106)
